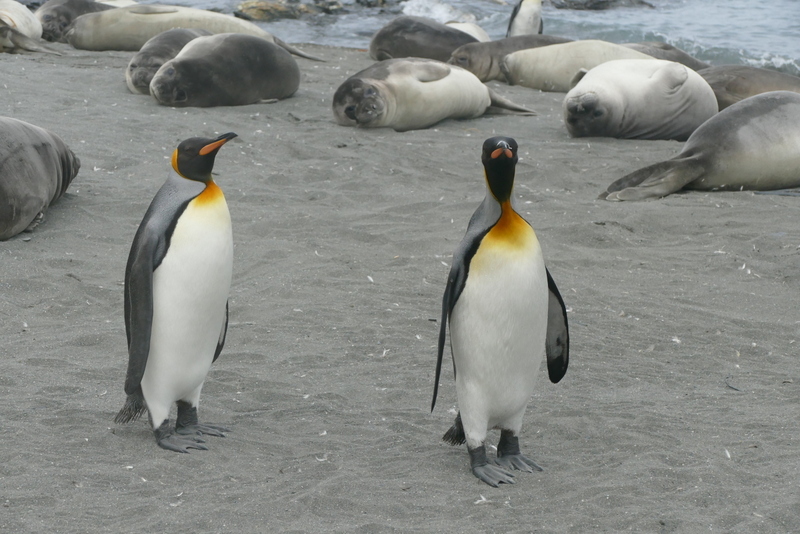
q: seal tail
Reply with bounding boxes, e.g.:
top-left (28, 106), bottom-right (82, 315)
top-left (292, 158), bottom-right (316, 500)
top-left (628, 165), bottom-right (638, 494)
top-left (600, 155), bottom-right (704, 201)
top-left (114, 390), bottom-right (147, 424)
top-left (442, 412), bottom-right (467, 446)
top-left (486, 88), bottom-right (536, 115)
top-left (273, 37), bottom-right (326, 62)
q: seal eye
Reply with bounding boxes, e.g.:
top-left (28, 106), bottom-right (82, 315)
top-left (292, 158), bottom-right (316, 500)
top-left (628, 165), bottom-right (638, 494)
top-left (593, 110), bottom-right (603, 118)
top-left (167, 67), bottom-right (175, 76)
top-left (364, 88), bottom-right (376, 97)
top-left (456, 56), bottom-right (468, 66)
top-left (344, 105), bottom-right (356, 120)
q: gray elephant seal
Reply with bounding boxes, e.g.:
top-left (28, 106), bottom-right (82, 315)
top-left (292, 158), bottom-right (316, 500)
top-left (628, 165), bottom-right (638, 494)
top-left (369, 15), bottom-right (478, 63)
top-left (448, 34), bottom-right (573, 82)
top-left (564, 59), bottom-right (718, 141)
top-left (35, 0), bottom-right (115, 42)
top-left (506, 0), bottom-right (543, 37)
top-left (697, 65), bottom-right (800, 110)
top-left (501, 40), bottom-right (653, 92)
top-left (622, 41), bottom-right (710, 71)
top-left (0, 117), bottom-right (80, 240)
top-left (126, 28), bottom-right (211, 94)
top-left (600, 91), bottom-right (800, 201)
top-left (332, 58), bottom-right (535, 132)
top-left (149, 33), bottom-right (300, 107)
top-left (64, 4), bottom-right (323, 60)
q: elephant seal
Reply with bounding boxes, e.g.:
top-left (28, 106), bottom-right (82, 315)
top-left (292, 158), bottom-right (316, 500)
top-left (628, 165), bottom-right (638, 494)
top-left (0, 0), bottom-right (60, 53)
top-left (448, 34), bottom-right (573, 82)
top-left (444, 21), bottom-right (490, 43)
top-left (64, 4), bottom-right (323, 60)
top-left (35, 0), bottom-right (115, 42)
top-left (500, 39), bottom-right (654, 92)
top-left (126, 28), bottom-right (211, 94)
top-left (149, 33), bottom-right (300, 107)
top-left (0, 117), bottom-right (80, 240)
top-left (369, 15), bottom-right (478, 63)
top-left (622, 41), bottom-right (710, 71)
top-left (697, 65), bottom-right (800, 110)
top-left (332, 58), bottom-right (535, 132)
top-left (564, 59), bottom-right (718, 141)
top-left (506, 0), bottom-right (543, 37)
top-left (600, 91), bottom-right (800, 201)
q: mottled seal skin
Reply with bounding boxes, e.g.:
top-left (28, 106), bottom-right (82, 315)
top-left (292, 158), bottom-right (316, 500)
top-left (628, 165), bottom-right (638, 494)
top-left (564, 59), bottom-right (718, 141)
top-left (448, 34), bottom-right (573, 82)
top-left (0, 117), bottom-right (80, 240)
top-left (622, 42), bottom-right (710, 72)
top-left (332, 58), bottom-right (534, 132)
top-left (369, 15), bottom-right (478, 63)
top-left (500, 39), bottom-right (654, 92)
top-left (697, 65), bottom-right (800, 110)
top-left (35, 0), bottom-right (115, 42)
top-left (149, 33), bottom-right (300, 108)
top-left (126, 28), bottom-right (211, 95)
top-left (600, 91), bottom-right (800, 201)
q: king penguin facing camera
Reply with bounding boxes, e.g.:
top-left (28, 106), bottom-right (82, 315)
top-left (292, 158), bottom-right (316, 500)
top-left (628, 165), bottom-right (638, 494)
top-left (115, 132), bottom-right (237, 453)
top-left (432, 136), bottom-right (569, 486)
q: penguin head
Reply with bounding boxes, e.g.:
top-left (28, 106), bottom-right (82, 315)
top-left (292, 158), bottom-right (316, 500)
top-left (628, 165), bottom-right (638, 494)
top-left (481, 136), bottom-right (518, 203)
top-left (171, 132), bottom-right (238, 183)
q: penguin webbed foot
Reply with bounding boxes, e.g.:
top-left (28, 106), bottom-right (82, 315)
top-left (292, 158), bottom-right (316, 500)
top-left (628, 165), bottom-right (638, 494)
top-left (154, 421), bottom-right (208, 453)
top-left (495, 430), bottom-right (543, 473)
top-left (175, 400), bottom-right (230, 437)
top-left (469, 444), bottom-right (515, 487)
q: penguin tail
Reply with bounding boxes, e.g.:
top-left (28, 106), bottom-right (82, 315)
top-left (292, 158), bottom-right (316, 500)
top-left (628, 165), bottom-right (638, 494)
top-left (442, 412), bottom-right (466, 446)
top-left (114, 390), bottom-right (147, 424)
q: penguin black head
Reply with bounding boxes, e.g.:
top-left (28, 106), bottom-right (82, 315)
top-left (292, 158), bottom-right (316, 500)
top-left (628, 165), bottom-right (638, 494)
top-left (171, 132), bottom-right (238, 183)
top-left (481, 136), bottom-right (518, 203)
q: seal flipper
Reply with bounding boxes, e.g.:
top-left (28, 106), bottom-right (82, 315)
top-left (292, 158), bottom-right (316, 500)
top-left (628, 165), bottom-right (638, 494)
top-left (601, 156), bottom-right (706, 201)
top-left (273, 37), bottom-right (325, 62)
top-left (486, 88), bottom-right (536, 115)
top-left (0, 26), bottom-right (62, 55)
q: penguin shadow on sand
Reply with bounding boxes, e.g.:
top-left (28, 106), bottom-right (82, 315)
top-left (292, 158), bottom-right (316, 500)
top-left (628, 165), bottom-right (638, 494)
top-left (432, 136), bottom-right (570, 487)
top-left (114, 132), bottom-right (237, 453)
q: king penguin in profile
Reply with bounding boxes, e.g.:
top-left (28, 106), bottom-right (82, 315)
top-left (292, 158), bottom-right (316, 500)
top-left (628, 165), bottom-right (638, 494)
top-left (432, 136), bottom-right (569, 486)
top-left (115, 132), bottom-right (237, 453)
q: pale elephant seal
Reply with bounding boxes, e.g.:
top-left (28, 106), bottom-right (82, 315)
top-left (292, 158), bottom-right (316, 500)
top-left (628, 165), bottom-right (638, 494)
top-left (64, 4), bottom-right (323, 60)
top-left (697, 65), bottom-right (800, 110)
top-left (35, 0), bottom-right (115, 42)
top-left (0, 0), bottom-right (59, 53)
top-left (369, 15), bottom-right (478, 63)
top-left (149, 33), bottom-right (299, 107)
top-left (332, 58), bottom-right (535, 132)
top-left (444, 21), bottom-right (490, 43)
top-left (622, 41), bottom-right (710, 72)
top-left (506, 0), bottom-right (543, 37)
top-left (500, 39), bottom-right (654, 92)
top-left (126, 28), bottom-right (211, 94)
top-left (0, 117), bottom-right (80, 240)
top-left (564, 59), bottom-right (718, 141)
top-left (600, 91), bottom-right (800, 201)
top-left (448, 34), bottom-right (573, 82)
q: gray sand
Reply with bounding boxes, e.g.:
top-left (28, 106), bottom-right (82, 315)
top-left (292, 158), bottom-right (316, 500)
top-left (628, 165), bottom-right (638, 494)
top-left (1, 43), bottom-right (799, 532)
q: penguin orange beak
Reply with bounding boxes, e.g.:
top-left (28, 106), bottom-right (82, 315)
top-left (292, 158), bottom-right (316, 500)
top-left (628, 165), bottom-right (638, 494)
top-left (491, 148), bottom-right (514, 159)
top-left (199, 132), bottom-right (237, 156)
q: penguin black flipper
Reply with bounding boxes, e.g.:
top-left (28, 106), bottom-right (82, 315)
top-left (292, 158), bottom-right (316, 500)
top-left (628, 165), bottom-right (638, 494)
top-left (213, 301), bottom-right (229, 363)
top-left (545, 267), bottom-right (569, 383)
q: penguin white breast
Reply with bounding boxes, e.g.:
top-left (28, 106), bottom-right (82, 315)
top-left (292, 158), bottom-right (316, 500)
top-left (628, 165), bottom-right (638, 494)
top-left (450, 213), bottom-right (548, 423)
top-left (141, 183), bottom-right (233, 404)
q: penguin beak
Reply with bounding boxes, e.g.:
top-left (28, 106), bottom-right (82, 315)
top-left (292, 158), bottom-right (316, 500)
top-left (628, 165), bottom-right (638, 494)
top-left (199, 132), bottom-right (238, 156)
top-left (490, 141), bottom-right (513, 160)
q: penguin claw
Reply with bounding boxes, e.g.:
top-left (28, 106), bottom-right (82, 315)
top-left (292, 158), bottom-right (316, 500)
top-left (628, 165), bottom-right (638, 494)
top-left (472, 464), bottom-right (516, 487)
top-left (176, 423), bottom-right (230, 437)
top-left (495, 453), bottom-right (543, 473)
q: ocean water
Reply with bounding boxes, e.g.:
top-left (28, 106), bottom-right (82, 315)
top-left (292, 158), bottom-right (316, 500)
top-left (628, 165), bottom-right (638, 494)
top-left (163, 0), bottom-right (799, 75)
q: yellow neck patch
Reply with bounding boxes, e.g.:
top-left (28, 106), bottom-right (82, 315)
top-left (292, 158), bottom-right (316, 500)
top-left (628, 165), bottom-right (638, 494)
top-left (193, 180), bottom-right (225, 206)
top-left (483, 201), bottom-right (536, 249)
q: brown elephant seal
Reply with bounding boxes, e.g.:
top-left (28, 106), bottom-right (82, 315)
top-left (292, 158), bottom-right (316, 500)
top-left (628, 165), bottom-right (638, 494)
top-left (448, 34), bottom-right (573, 82)
top-left (500, 39), bottom-right (654, 92)
top-left (332, 58), bottom-right (535, 132)
top-left (149, 33), bottom-right (299, 107)
top-left (35, 0), bottom-right (115, 42)
top-left (0, 117), bottom-right (80, 240)
top-left (126, 28), bottom-right (211, 94)
top-left (622, 41), bottom-right (710, 71)
top-left (564, 59), bottom-right (718, 141)
top-left (64, 4), bottom-right (323, 60)
top-left (506, 0), bottom-right (543, 37)
top-left (600, 91), bottom-right (800, 201)
top-left (697, 65), bottom-right (800, 110)
top-left (369, 15), bottom-right (478, 63)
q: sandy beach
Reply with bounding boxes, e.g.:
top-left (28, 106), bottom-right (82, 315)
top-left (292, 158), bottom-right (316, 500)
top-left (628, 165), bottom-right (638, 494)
top-left (1, 43), bottom-right (799, 532)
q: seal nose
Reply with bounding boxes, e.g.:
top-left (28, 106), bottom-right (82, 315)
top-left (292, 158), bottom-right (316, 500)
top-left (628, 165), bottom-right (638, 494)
top-left (566, 93), bottom-right (599, 116)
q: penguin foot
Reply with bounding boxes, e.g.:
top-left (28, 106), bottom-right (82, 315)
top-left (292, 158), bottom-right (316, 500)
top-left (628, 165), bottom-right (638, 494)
top-left (175, 401), bottom-right (229, 437)
top-left (469, 444), bottom-right (515, 487)
top-left (154, 421), bottom-right (208, 453)
top-left (496, 430), bottom-right (543, 472)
